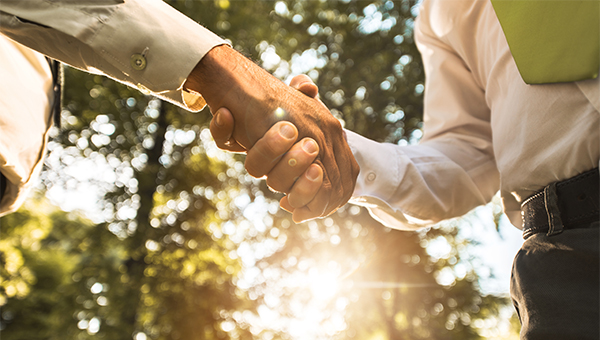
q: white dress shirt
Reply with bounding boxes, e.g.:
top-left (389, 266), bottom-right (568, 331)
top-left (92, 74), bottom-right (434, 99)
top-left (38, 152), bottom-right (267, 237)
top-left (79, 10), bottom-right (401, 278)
top-left (348, 0), bottom-right (599, 230)
top-left (0, 0), bottom-right (226, 215)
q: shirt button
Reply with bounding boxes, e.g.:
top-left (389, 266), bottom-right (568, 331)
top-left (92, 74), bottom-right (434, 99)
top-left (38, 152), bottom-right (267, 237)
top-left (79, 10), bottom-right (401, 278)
top-left (130, 54), bottom-right (147, 70)
top-left (366, 172), bottom-right (376, 182)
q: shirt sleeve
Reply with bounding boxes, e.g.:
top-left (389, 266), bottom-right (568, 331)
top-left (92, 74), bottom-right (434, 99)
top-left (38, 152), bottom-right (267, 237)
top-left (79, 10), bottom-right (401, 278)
top-left (347, 0), bottom-right (499, 230)
top-left (0, 0), bottom-right (227, 111)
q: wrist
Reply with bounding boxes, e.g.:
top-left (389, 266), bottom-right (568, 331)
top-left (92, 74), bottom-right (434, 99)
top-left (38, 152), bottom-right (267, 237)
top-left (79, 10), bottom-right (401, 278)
top-left (184, 45), bottom-right (278, 147)
top-left (184, 45), bottom-right (238, 109)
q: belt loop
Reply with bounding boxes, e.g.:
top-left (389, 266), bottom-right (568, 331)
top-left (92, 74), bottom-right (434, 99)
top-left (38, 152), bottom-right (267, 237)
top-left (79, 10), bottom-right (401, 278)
top-left (544, 182), bottom-right (564, 236)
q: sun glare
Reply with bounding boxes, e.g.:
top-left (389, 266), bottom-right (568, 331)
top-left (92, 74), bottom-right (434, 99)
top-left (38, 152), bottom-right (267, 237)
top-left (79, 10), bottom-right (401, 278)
top-left (265, 264), bottom-right (348, 339)
top-left (308, 269), bottom-right (341, 301)
top-left (274, 107), bottom-right (287, 119)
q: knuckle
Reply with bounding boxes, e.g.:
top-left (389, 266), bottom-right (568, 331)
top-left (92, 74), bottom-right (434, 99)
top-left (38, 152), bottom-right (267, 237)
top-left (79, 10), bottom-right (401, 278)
top-left (288, 192), bottom-right (307, 208)
top-left (287, 197), bottom-right (301, 208)
top-left (322, 113), bottom-right (341, 128)
top-left (307, 199), bottom-right (327, 217)
top-left (214, 140), bottom-right (228, 150)
top-left (245, 166), bottom-right (263, 179)
top-left (210, 129), bottom-right (225, 144)
top-left (210, 123), bottom-right (229, 141)
top-left (245, 158), bottom-right (266, 178)
top-left (259, 137), bottom-right (286, 160)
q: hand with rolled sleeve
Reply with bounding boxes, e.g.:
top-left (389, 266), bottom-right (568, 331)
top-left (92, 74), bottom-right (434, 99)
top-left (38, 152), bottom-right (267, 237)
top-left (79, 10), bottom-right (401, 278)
top-left (210, 74), bottom-right (347, 223)
top-left (184, 46), bottom-right (359, 220)
top-left (0, 0), bottom-right (359, 217)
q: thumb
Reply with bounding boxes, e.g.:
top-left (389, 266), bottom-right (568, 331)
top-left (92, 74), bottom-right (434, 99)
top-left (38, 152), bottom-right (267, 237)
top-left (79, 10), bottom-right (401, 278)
top-left (210, 107), bottom-right (246, 153)
top-left (289, 74), bottom-right (318, 98)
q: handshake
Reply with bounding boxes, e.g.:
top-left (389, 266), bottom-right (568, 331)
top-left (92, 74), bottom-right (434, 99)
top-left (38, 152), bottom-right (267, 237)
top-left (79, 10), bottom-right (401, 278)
top-left (184, 45), bottom-right (359, 222)
top-left (184, 45), bottom-right (360, 223)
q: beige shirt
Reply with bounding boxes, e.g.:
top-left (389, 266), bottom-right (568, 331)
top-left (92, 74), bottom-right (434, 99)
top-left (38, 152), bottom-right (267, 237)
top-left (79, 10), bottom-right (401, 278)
top-left (0, 36), bottom-right (54, 215)
top-left (0, 0), bottom-right (225, 215)
top-left (348, 0), bottom-right (599, 230)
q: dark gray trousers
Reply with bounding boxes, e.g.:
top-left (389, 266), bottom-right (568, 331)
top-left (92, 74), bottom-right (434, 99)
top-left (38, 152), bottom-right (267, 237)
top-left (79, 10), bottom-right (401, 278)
top-left (511, 223), bottom-right (600, 340)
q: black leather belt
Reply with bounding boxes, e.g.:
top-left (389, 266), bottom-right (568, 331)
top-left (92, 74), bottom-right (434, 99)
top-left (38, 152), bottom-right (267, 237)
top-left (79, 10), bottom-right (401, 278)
top-left (521, 168), bottom-right (599, 240)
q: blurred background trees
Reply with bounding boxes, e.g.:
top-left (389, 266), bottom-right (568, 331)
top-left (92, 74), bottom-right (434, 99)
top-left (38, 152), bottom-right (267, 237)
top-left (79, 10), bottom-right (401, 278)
top-left (0, 1), bottom-right (519, 339)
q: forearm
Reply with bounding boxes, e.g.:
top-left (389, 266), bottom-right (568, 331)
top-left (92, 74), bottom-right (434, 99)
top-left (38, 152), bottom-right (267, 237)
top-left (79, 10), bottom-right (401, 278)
top-left (346, 130), bottom-right (499, 230)
top-left (0, 0), bottom-right (225, 111)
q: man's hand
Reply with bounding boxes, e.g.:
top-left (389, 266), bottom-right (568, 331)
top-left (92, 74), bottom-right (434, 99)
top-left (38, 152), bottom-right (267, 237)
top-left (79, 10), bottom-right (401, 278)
top-left (211, 75), bottom-right (329, 222)
top-left (184, 46), bottom-right (358, 220)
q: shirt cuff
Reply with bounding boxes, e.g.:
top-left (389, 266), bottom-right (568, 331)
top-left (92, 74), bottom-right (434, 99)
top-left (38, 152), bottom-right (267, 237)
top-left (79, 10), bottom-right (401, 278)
top-left (345, 130), bottom-right (427, 230)
top-left (345, 129), bottom-right (401, 201)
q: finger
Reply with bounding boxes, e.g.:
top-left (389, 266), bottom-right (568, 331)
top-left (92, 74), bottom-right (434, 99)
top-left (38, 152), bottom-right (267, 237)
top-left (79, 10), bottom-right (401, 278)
top-left (219, 137), bottom-right (246, 153)
top-left (337, 141), bottom-right (360, 208)
top-left (312, 116), bottom-right (358, 217)
top-left (292, 206), bottom-right (318, 224)
top-left (329, 135), bottom-right (360, 212)
top-left (292, 186), bottom-right (336, 223)
top-left (286, 163), bottom-right (323, 208)
top-left (210, 108), bottom-right (246, 152)
top-left (245, 122), bottom-right (298, 178)
top-left (280, 196), bottom-right (331, 224)
top-left (290, 185), bottom-right (331, 223)
top-left (278, 164), bottom-right (325, 223)
top-left (289, 74), bottom-right (319, 98)
top-left (265, 138), bottom-right (319, 193)
top-left (210, 108), bottom-right (234, 145)
top-left (288, 159), bottom-right (331, 222)
top-left (280, 196), bottom-right (294, 213)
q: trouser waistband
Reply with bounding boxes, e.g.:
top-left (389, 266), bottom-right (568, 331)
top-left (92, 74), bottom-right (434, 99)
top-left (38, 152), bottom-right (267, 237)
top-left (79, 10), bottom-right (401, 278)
top-left (521, 168), bottom-right (599, 240)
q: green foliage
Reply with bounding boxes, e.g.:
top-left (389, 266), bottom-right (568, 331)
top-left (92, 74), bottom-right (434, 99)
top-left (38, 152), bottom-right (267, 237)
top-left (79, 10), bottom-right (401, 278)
top-left (1, 1), bottom-right (516, 340)
top-left (1, 197), bottom-right (95, 339)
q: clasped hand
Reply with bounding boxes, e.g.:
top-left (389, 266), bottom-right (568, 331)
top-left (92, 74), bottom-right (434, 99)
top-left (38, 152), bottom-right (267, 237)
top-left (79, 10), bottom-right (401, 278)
top-left (184, 46), bottom-right (359, 222)
top-left (211, 75), bottom-right (358, 222)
